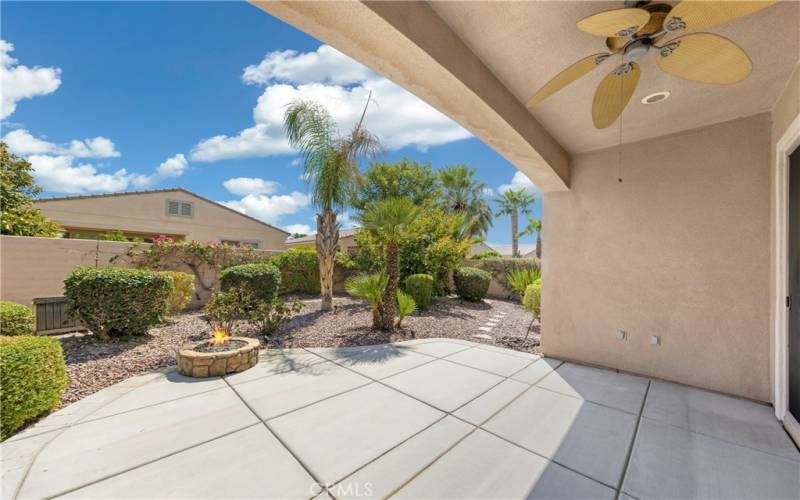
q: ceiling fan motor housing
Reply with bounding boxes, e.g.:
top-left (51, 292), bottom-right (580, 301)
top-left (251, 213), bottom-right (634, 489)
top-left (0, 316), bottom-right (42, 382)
top-left (623, 38), bottom-right (653, 61)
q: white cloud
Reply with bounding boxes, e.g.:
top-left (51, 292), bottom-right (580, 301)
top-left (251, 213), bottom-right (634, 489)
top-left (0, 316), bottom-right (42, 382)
top-left (284, 223), bottom-right (312, 235)
top-left (220, 191), bottom-right (309, 225)
top-left (28, 154), bottom-right (134, 193)
top-left (498, 171), bottom-right (539, 195)
top-left (482, 187), bottom-right (495, 197)
top-left (3, 129), bottom-right (120, 158)
top-left (190, 45), bottom-right (470, 162)
top-left (223, 177), bottom-right (279, 196)
top-left (131, 154), bottom-right (189, 188)
top-left (0, 40), bottom-right (62, 119)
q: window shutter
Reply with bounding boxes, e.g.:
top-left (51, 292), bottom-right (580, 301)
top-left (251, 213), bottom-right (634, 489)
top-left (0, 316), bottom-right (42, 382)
top-left (180, 202), bottom-right (192, 217)
top-left (167, 200), bottom-right (180, 215)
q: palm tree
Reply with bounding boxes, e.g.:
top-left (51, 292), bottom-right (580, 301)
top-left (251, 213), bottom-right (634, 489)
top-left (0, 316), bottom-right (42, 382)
top-left (520, 217), bottom-right (543, 259)
top-left (345, 273), bottom-right (387, 328)
top-left (494, 188), bottom-right (536, 257)
top-left (438, 165), bottom-right (492, 237)
top-left (357, 197), bottom-right (421, 330)
top-left (284, 96), bottom-right (381, 311)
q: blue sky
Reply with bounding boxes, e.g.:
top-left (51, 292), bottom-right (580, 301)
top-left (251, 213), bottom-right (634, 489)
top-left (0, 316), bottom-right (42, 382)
top-left (1, 1), bottom-right (540, 245)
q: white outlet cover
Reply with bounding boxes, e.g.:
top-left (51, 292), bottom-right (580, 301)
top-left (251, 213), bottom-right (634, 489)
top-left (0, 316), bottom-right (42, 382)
top-left (651, 335), bottom-right (661, 345)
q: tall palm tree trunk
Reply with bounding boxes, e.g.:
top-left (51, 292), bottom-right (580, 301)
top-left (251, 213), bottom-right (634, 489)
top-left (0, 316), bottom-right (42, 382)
top-left (536, 232), bottom-right (542, 259)
top-left (511, 210), bottom-right (519, 258)
top-left (379, 240), bottom-right (399, 330)
top-left (316, 210), bottom-right (339, 311)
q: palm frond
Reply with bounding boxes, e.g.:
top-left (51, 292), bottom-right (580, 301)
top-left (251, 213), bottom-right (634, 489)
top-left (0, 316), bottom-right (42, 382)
top-left (395, 290), bottom-right (417, 328)
top-left (345, 273), bottom-right (387, 307)
top-left (356, 197), bottom-right (421, 241)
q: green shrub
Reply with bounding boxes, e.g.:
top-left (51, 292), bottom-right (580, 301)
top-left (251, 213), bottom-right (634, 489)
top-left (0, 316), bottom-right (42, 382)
top-left (522, 279), bottom-right (542, 317)
top-left (269, 246), bottom-right (320, 295)
top-left (472, 250), bottom-right (502, 260)
top-left (0, 301), bottom-right (35, 336)
top-left (463, 258), bottom-right (538, 297)
top-left (0, 336), bottom-right (67, 439)
top-left (64, 267), bottom-right (174, 340)
top-left (403, 274), bottom-right (434, 310)
top-left (220, 263), bottom-right (281, 303)
top-left (453, 267), bottom-right (491, 302)
top-left (248, 298), bottom-right (302, 335)
top-left (162, 271), bottom-right (195, 315)
top-left (204, 290), bottom-right (249, 334)
top-left (395, 290), bottom-right (416, 328)
top-left (507, 267), bottom-right (542, 296)
top-left (346, 273), bottom-right (387, 328)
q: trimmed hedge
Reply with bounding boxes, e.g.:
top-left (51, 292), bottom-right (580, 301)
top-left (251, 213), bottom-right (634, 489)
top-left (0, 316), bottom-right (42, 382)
top-left (269, 246), bottom-right (319, 294)
top-left (403, 274), bottom-right (434, 310)
top-left (0, 301), bottom-right (35, 336)
top-left (0, 336), bottom-right (67, 439)
top-left (462, 258), bottom-right (539, 298)
top-left (64, 267), bottom-right (174, 340)
top-left (453, 267), bottom-right (491, 302)
top-left (220, 263), bottom-right (281, 303)
top-left (522, 279), bottom-right (542, 317)
top-left (162, 271), bottom-right (195, 315)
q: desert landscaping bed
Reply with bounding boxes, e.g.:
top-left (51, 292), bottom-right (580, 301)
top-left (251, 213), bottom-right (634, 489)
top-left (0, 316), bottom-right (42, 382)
top-left (57, 295), bottom-right (537, 407)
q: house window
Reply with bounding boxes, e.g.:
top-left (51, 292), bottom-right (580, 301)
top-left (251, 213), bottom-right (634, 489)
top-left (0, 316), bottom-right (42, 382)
top-left (166, 199), bottom-right (193, 218)
top-left (220, 239), bottom-right (259, 249)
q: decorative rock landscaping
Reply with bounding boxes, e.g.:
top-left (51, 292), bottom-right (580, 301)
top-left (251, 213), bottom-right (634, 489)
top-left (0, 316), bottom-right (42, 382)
top-left (177, 337), bottom-right (260, 377)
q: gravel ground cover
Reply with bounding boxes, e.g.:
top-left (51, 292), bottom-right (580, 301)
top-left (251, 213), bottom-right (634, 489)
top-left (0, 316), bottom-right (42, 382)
top-left (57, 295), bottom-right (538, 407)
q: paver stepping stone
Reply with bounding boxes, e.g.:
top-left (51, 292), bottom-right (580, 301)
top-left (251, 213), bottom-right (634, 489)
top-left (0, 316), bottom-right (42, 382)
top-left (537, 362), bottom-right (649, 414)
top-left (394, 429), bottom-right (615, 499)
top-left (511, 358), bottom-right (563, 385)
top-left (59, 425), bottom-right (316, 499)
top-left (309, 345), bottom-right (433, 379)
top-left (483, 386), bottom-right (637, 487)
top-left (477, 326), bottom-right (492, 332)
top-left (334, 416), bottom-right (473, 499)
top-left (233, 361), bottom-right (370, 420)
top-left (445, 347), bottom-right (532, 377)
top-left (643, 380), bottom-right (800, 460)
top-left (453, 378), bottom-right (529, 425)
top-left (472, 334), bottom-right (492, 340)
top-left (623, 418), bottom-right (800, 500)
top-left (18, 389), bottom-right (258, 499)
top-left (383, 359), bottom-right (503, 412)
top-left (269, 383), bottom-right (443, 484)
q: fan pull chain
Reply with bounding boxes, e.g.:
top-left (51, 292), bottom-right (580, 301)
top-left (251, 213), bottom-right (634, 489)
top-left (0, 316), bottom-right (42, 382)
top-left (618, 56), bottom-right (624, 184)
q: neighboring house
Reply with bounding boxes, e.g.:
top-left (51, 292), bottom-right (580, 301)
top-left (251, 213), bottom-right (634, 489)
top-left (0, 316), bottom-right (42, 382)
top-left (488, 244), bottom-right (537, 258)
top-left (468, 241), bottom-right (494, 256)
top-left (285, 227), bottom-right (359, 255)
top-left (33, 188), bottom-right (289, 250)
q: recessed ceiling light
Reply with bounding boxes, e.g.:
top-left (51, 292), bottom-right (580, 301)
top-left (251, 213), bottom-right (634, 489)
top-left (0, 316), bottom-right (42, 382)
top-left (641, 91), bottom-right (671, 105)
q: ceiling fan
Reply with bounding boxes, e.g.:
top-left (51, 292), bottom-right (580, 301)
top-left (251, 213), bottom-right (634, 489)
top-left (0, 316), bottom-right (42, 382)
top-left (526, 0), bottom-right (777, 129)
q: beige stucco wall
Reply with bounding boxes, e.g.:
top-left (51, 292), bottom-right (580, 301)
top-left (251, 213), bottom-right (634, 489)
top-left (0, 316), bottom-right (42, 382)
top-left (542, 113), bottom-right (772, 401)
top-left (34, 190), bottom-right (287, 251)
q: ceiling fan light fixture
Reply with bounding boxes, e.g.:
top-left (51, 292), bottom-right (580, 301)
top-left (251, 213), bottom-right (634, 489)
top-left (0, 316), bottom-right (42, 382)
top-left (641, 91), bottom-right (671, 104)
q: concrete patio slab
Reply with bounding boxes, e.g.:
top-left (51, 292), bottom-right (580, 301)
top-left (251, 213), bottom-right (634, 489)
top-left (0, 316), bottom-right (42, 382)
top-left (18, 388), bottom-right (258, 499)
top-left (268, 383), bottom-right (443, 484)
top-left (382, 359), bottom-right (503, 412)
top-left (511, 357), bottom-right (563, 384)
top-left (397, 340), bottom-right (472, 358)
top-left (308, 344), bottom-right (434, 379)
top-left (444, 346), bottom-right (533, 376)
top-left (393, 429), bottom-right (616, 499)
top-left (59, 425), bottom-right (315, 499)
top-left (231, 360), bottom-right (370, 420)
top-left (623, 418), bottom-right (800, 500)
top-left (453, 378), bottom-right (530, 425)
top-left (333, 416), bottom-right (472, 499)
top-left (88, 371), bottom-right (227, 420)
top-left (537, 362), bottom-right (650, 414)
top-left (483, 386), bottom-right (638, 487)
top-left (474, 343), bottom-right (541, 361)
top-left (644, 380), bottom-right (800, 461)
top-left (4, 339), bottom-right (798, 500)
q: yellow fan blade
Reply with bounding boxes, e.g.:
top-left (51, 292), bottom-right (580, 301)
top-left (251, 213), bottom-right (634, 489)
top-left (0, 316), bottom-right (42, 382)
top-left (527, 53), bottom-right (611, 107)
top-left (664, 1), bottom-right (777, 32)
top-left (592, 62), bottom-right (640, 129)
top-left (606, 37), bottom-right (628, 53)
top-left (577, 8), bottom-right (650, 38)
top-left (655, 33), bottom-right (752, 84)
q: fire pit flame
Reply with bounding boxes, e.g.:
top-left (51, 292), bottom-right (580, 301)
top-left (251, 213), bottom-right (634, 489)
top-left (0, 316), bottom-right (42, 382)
top-left (211, 327), bottom-right (230, 346)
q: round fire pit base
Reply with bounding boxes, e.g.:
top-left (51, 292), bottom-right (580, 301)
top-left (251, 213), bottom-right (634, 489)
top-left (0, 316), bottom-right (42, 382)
top-left (177, 337), bottom-right (260, 378)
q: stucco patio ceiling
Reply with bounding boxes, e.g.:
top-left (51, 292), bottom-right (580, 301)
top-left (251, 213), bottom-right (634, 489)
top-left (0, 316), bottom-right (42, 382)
top-left (254, 1), bottom-right (800, 190)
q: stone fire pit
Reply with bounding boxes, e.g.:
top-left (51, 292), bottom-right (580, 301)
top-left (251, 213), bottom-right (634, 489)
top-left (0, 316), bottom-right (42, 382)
top-left (177, 337), bottom-right (260, 378)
